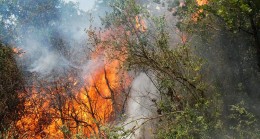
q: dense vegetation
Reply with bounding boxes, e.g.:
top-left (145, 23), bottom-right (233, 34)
top-left (0, 44), bottom-right (24, 137)
top-left (0, 0), bottom-right (260, 138)
top-left (95, 0), bottom-right (260, 138)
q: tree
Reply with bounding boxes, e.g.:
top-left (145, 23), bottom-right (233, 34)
top-left (0, 0), bottom-right (60, 43)
top-left (92, 0), bottom-right (222, 138)
top-left (0, 0), bottom-right (126, 138)
top-left (0, 44), bottom-right (24, 138)
top-left (176, 0), bottom-right (260, 68)
top-left (207, 0), bottom-right (260, 68)
top-left (0, 0), bottom-right (88, 45)
top-left (89, 0), bottom-right (260, 138)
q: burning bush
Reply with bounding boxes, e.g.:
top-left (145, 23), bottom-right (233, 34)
top-left (13, 28), bottom-right (131, 138)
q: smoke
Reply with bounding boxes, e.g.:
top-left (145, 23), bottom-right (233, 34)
top-left (124, 73), bottom-right (159, 139)
top-left (1, 0), bottom-right (195, 137)
top-left (21, 36), bottom-right (71, 75)
top-left (193, 29), bottom-right (260, 115)
top-left (64, 0), bottom-right (97, 12)
top-left (9, 0), bottom-right (109, 78)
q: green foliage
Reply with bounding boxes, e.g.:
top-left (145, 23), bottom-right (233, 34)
top-left (208, 0), bottom-right (259, 32)
top-left (228, 101), bottom-right (260, 138)
top-left (177, 0), bottom-right (259, 31)
top-left (2, 0), bottom-right (254, 138)
top-left (0, 44), bottom-right (24, 137)
top-left (156, 108), bottom-right (210, 138)
top-left (101, 0), bottom-right (147, 28)
top-left (60, 124), bottom-right (72, 138)
top-left (172, 0), bottom-right (259, 42)
top-left (99, 125), bottom-right (131, 139)
top-left (94, 0), bottom-right (221, 138)
top-left (95, 0), bottom-right (260, 138)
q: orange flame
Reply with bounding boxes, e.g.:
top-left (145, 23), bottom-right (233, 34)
top-left (196, 0), bottom-right (208, 6)
top-left (15, 29), bottom-right (131, 138)
top-left (181, 33), bottom-right (187, 44)
top-left (12, 47), bottom-right (25, 57)
top-left (192, 0), bottom-right (208, 22)
top-left (135, 16), bottom-right (147, 32)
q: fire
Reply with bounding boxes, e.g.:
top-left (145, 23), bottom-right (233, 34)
top-left (192, 0), bottom-right (208, 21)
top-left (196, 0), bottom-right (208, 6)
top-left (181, 32), bottom-right (187, 44)
top-left (135, 16), bottom-right (147, 32)
top-left (15, 29), bottom-right (130, 138)
top-left (12, 47), bottom-right (20, 53)
top-left (12, 47), bottom-right (25, 57)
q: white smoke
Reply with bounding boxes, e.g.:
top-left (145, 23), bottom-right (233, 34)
top-left (124, 73), bottom-right (159, 139)
top-left (15, 0), bottom-right (111, 78)
top-left (64, 0), bottom-right (97, 12)
top-left (18, 35), bottom-right (68, 75)
top-left (14, 1), bottom-right (92, 77)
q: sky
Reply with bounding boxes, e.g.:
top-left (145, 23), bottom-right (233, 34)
top-left (64, 0), bottom-right (97, 11)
